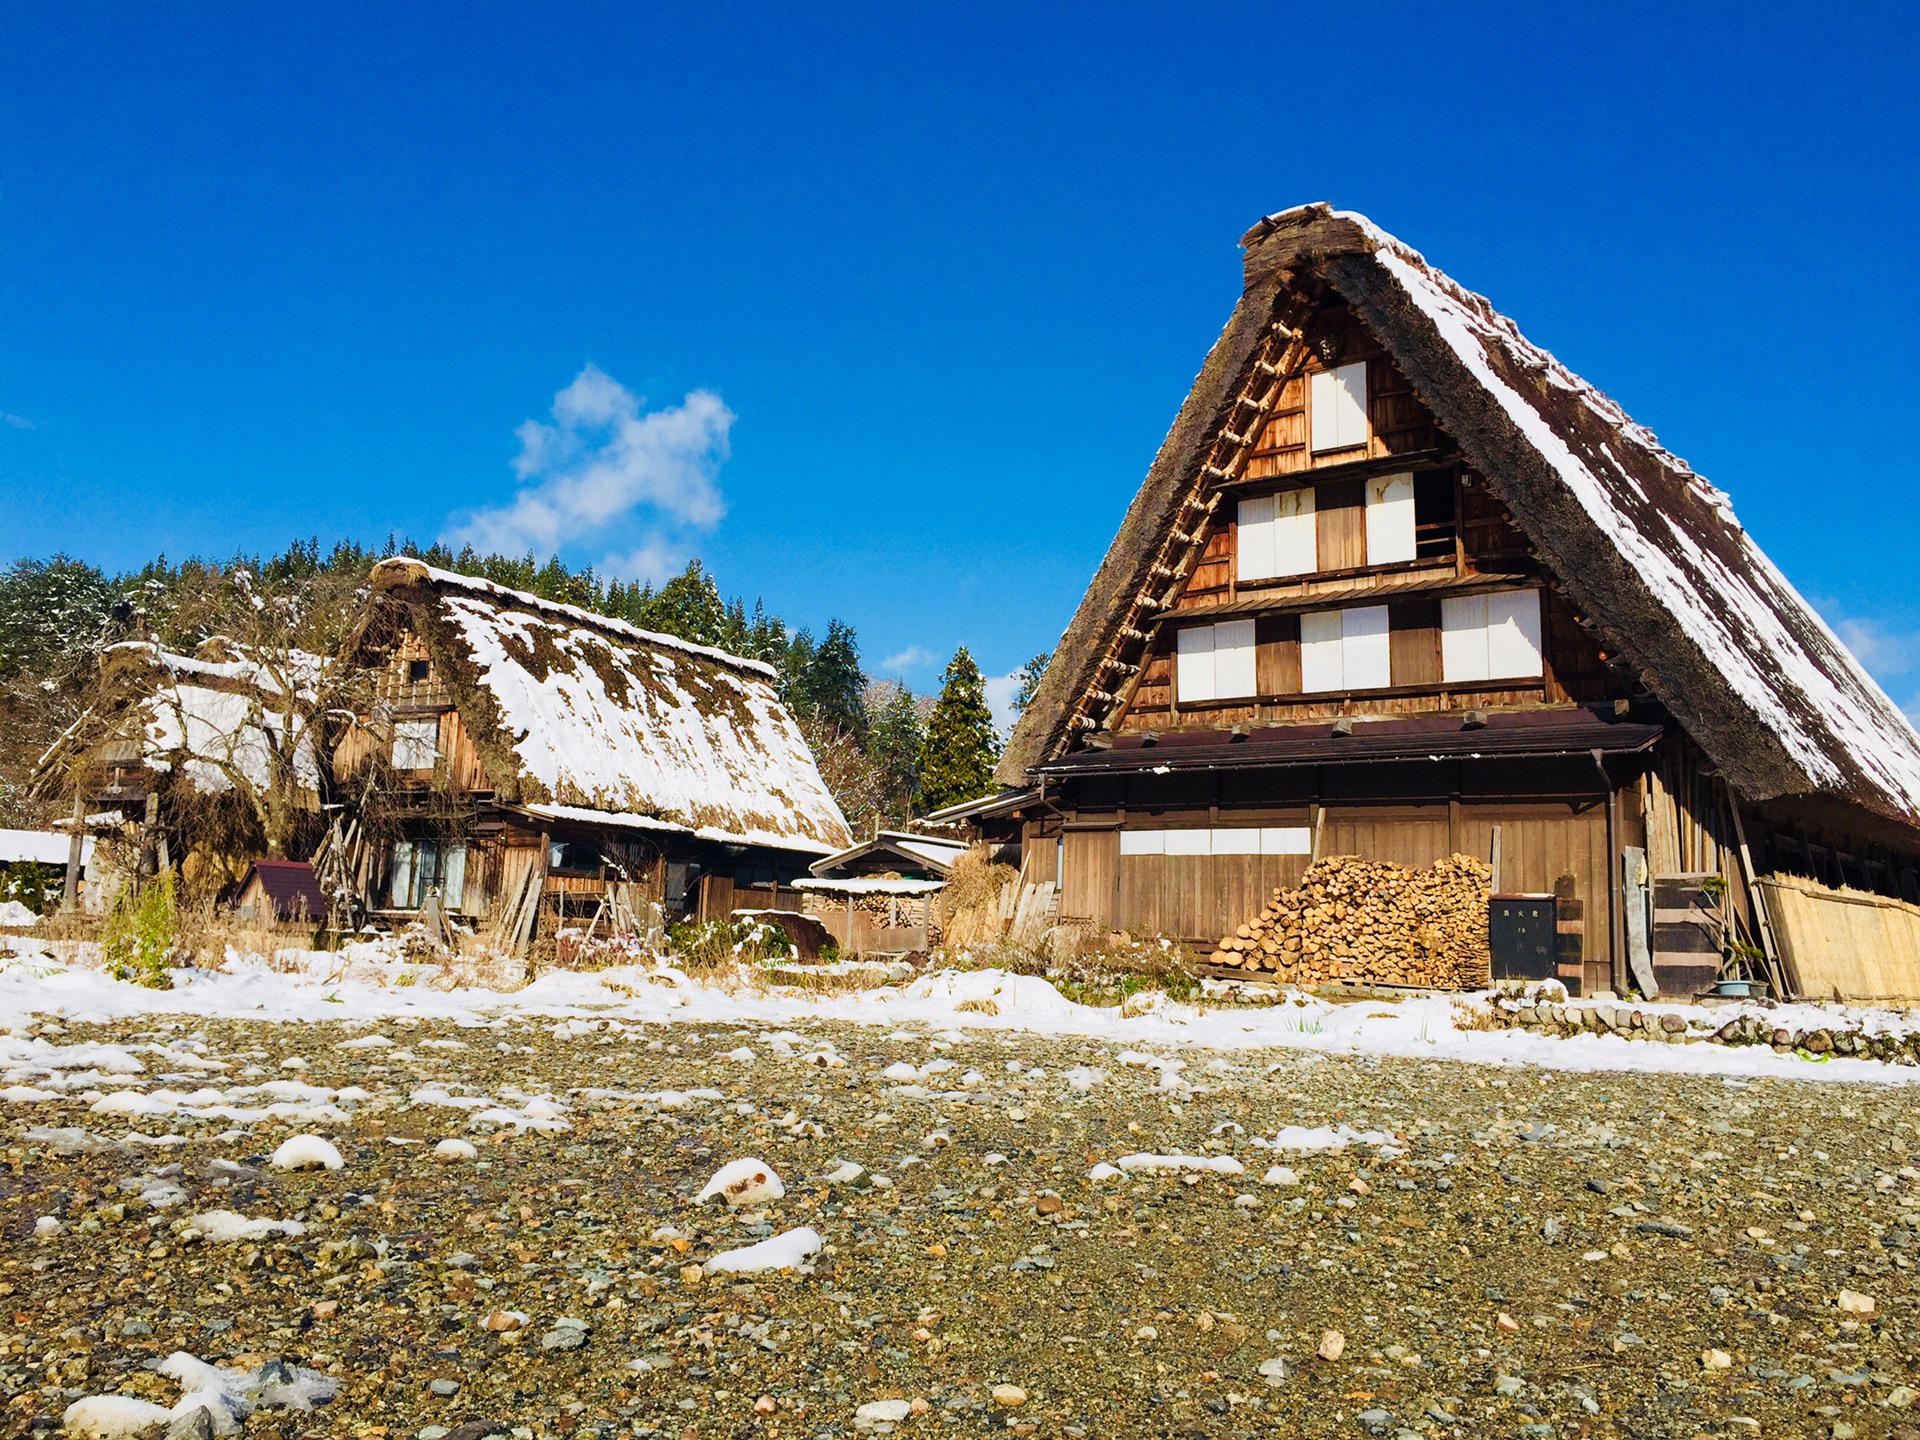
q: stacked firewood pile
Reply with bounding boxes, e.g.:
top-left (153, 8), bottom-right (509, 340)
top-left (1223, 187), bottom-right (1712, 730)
top-left (1211, 854), bottom-right (1492, 989)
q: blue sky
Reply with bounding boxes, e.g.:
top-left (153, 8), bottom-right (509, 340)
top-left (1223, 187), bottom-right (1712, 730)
top-left (3, 4), bottom-right (1918, 721)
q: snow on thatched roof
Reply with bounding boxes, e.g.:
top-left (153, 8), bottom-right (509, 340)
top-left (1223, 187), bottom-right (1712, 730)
top-left (31, 641), bottom-right (322, 799)
top-left (1005, 204), bottom-right (1920, 839)
top-left (370, 559), bottom-right (851, 855)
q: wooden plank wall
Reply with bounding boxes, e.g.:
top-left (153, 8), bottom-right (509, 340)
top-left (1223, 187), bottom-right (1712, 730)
top-left (1055, 802), bottom-right (1615, 983)
top-left (1059, 829), bottom-right (1119, 928)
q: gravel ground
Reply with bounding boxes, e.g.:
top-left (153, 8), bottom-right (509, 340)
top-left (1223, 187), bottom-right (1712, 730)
top-left (4, 1009), bottom-right (1919, 1440)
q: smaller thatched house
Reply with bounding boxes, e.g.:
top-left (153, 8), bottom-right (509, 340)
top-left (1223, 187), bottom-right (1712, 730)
top-left (795, 830), bottom-right (969, 954)
top-left (32, 639), bottom-right (325, 903)
top-left (331, 559), bottom-right (851, 953)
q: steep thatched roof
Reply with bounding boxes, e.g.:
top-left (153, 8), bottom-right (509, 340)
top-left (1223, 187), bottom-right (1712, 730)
top-left (368, 559), bottom-right (851, 855)
top-left (1003, 204), bottom-right (1920, 840)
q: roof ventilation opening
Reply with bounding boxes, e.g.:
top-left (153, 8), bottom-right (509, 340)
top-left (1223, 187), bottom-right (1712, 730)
top-left (1084, 732), bottom-right (1113, 752)
top-left (1140, 730), bottom-right (1160, 747)
top-left (1331, 717), bottom-right (1355, 739)
top-left (1462, 709), bottom-right (1489, 730)
top-left (1229, 724), bottom-right (1250, 743)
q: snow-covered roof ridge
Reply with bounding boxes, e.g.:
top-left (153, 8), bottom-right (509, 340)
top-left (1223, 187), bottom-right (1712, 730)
top-left (376, 562), bottom-right (852, 856)
top-left (100, 640), bottom-right (325, 698)
top-left (371, 558), bottom-right (777, 679)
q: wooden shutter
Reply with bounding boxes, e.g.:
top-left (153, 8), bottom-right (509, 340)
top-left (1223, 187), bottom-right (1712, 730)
top-left (1300, 610), bottom-right (1344, 692)
top-left (1175, 625), bottom-right (1215, 703)
top-left (1212, 619), bottom-right (1257, 698)
top-left (1485, 589), bottom-right (1544, 678)
top-left (1441, 593), bottom-right (1491, 682)
top-left (1315, 478), bottom-right (1367, 571)
top-left (1389, 599), bottom-right (1442, 686)
top-left (1365, 472), bottom-right (1416, 565)
top-left (1256, 614), bottom-right (1301, 696)
top-left (1342, 605), bottom-right (1392, 690)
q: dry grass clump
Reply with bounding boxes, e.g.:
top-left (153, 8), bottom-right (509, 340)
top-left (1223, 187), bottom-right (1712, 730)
top-left (934, 846), bottom-right (1016, 949)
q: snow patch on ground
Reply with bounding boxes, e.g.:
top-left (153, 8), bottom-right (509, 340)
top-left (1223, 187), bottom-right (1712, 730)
top-left (1, 949), bottom-right (1917, 1089)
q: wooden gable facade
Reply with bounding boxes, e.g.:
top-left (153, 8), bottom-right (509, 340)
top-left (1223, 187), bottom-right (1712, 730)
top-left (989, 206), bottom-right (1920, 999)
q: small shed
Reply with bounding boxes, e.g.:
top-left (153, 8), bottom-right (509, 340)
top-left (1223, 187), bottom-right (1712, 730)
top-left (233, 860), bottom-right (327, 925)
top-left (795, 830), bottom-right (968, 955)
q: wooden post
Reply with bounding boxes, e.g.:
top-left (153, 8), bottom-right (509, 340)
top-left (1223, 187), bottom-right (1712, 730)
top-left (62, 793), bottom-right (85, 912)
top-left (1595, 750), bottom-right (1626, 996)
top-left (1489, 825), bottom-right (1503, 893)
top-left (1725, 791), bottom-right (1789, 997)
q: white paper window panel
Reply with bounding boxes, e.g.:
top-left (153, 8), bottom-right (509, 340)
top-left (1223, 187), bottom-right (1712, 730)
top-left (1441, 594), bottom-right (1489, 682)
top-left (1176, 625), bottom-right (1214, 704)
top-left (1237, 489), bottom-right (1315, 581)
top-left (1162, 829), bottom-right (1211, 856)
top-left (1442, 590), bottom-right (1542, 682)
top-left (1212, 619), bottom-right (1257, 699)
top-left (390, 839), bottom-right (416, 907)
top-left (1299, 609), bottom-right (1345, 692)
top-left (1365, 472), bottom-right (1416, 565)
top-left (1118, 827), bottom-right (1312, 857)
top-left (1485, 588), bottom-right (1543, 678)
top-left (1209, 828), bottom-right (1263, 855)
top-left (1300, 607), bottom-right (1390, 692)
top-left (1310, 361), bottom-right (1369, 452)
top-left (1262, 826), bottom-right (1312, 855)
top-left (392, 718), bottom-right (439, 770)
top-left (1342, 605), bottom-right (1392, 690)
top-left (1236, 493), bottom-right (1275, 582)
top-left (1177, 621), bottom-right (1255, 701)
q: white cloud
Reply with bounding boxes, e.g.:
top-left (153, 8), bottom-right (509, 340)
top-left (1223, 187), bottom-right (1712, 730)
top-left (1832, 616), bottom-right (1918, 677)
top-left (1, 411), bottom-right (33, 430)
top-left (984, 669), bottom-right (1023, 739)
top-left (879, 644), bottom-right (937, 676)
top-left (445, 363), bottom-right (733, 582)
top-left (1815, 603), bottom-right (1920, 727)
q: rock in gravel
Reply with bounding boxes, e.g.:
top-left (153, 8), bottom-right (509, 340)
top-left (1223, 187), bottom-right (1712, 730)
top-left (697, 1157), bottom-right (785, 1207)
top-left (991, 1384), bottom-right (1028, 1408)
top-left (541, 1318), bottom-right (590, 1351)
top-left (268, 1134), bottom-right (344, 1170)
top-left (1836, 1289), bottom-right (1877, 1319)
top-left (856, 1399), bottom-right (912, 1424)
top-left (1318, 1329), bottom-right (1346, 1361)
top-left (429, 1378), bottom-right (460, 1397)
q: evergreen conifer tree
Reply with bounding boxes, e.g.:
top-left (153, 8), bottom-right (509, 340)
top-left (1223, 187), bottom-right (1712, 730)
top-left (1011, 652), bottom-right (1050, 719)
top-left (797, 619), bottom-right (868, 741)
top-left (642, 561), bottom-right (727, 647)
top-left (918, 647), bottom-right (998, 812)
top-left (864, 680), bottom-right (927, 821)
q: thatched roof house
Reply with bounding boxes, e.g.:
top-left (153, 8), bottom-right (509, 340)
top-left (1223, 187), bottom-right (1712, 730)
top-left (1008, 205), bottom-right (1920, 842)
top-left (360, 559), bottom-right (849, 853)
top-left (986, 204), bottom-right (1920, 1000)
top-left (333, 559), bottom-right (850, 950)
